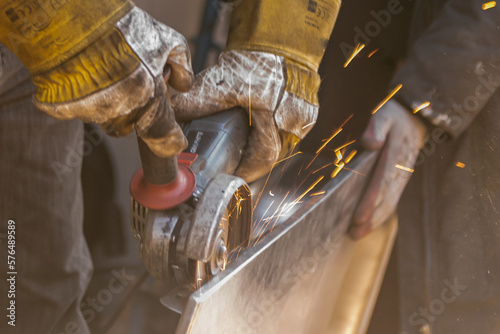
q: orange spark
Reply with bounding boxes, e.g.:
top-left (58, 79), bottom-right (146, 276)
top-left (413, 101), bottom-right (431, 114)
top-left (334, 140), bottom-right (357, 152)
top-left (316, 128), bottom-right (343, 155)
top-left (315, 114), bottom-right (354, 154)
top-left (456, 161), bottom-right (466, 168)
top-left (395, 164), bottom-right (415, 173)
top-left (483, 1), bottom-right (496, 10)
top-left (275, 151), bottom-right (302, 165)
top-left (312, 162), bottom-right (336, 174)
top-left (310, 191), bottom-right (326, 197)
top-left (372, 84), bottom-right (403, 114)
top-left (368, 49), bottom-right (379, 58)
top-left (344, 44), bottom-right (365, 68)
top-left (331, 162), bottom-right (345, 179)
top-left (344, 150), bottom-right (358, 164)
top-left (295, 176), bottom-right (324, 204)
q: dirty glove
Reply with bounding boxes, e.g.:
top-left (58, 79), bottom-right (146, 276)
top-left (350, 100), bottom-right (428, 239)
top-left (172, 0), bottom-right (340, 182)
top-left (0, 2), bottom-right (193, 157)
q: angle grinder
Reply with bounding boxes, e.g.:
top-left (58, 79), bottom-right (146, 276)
top-left (130, 105), bottom-right (253, 286)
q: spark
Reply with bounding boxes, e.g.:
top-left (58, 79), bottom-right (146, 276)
top-left (368, 49), bottom-right (379, 58)
top-left (314, 114), bottom-right (354, 155)
top-left (248, 75), bottom-right (252, 126)
top-left (395, 164), bottom-right (415, 173)
top-left (335, 150), bottom-right (343, 163)
top-left (302, 122), bottom-right (316, 130)
top-left (310, 191), bottom-right (326, 197)
top-left (413, 101), bottom-right (431, 114)
top-left (229, 190), bottom-right (247, 219)
top-left (483, 1), bottom-right (496, 10)
top-left (344, 43), bottom-right (365, 68)
top-left (343, 166), bottom-right (367, 177)
top-left (331, 162), bottom-right (345, 179)
top-left (253, 200), bottom-right (275, 242)
top-left (294, 176), bottom-right (324, 204)
top-left (275, 151), bottom-right (302, 165)
top-left (456, 161), bottom-right (466, 168)
top-left (269, 191), bottom-right (275, 196)
top-left (372, 84), bottom-right (403, 114)
top-left (268, 193), bottom-right (291, 232)
top-left (344, 150), bottom-right (358, 164)
top-left (316, 128), bottom-right (343, 155)
top-left (313, 162), bottom-right (336, 174)
top-left (334, 140), bottom-right (356, 152)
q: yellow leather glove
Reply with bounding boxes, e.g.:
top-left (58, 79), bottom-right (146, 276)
top-left (0, 1), bottom-right (194, 157)
top-left (172, 0), bottom-right (340, 182)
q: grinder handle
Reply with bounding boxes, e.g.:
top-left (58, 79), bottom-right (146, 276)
top-left (136, 65), bottom-right (179, 186)
top-left (137, 137), bottom-right (178, 185)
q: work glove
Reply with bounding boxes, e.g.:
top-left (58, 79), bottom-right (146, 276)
top-left (172, 0), bottom-right (340, 182)
top-left (350, 100), bottom-right (428, 239)
top-left (0, 2), bottom-right (193, 157)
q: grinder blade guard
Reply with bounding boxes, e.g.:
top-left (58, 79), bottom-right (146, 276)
top-left (130, 109), bottom-right (252, 286)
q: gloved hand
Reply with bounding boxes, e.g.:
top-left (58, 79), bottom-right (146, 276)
top-left (0, 2), bottom-right (193, 157)
top-left (350, 100), bottom-right (429, 239)
top-left (172, 50), bottom-right (317, 182)
top-left (172, 0), bottom-right (340, 182)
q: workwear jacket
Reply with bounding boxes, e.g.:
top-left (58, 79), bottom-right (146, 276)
top-left (395, 1), bottom-right (500, 333)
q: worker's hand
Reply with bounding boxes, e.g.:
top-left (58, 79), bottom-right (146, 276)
top-left (350, 100), bottom-right (428, 239)
top-left (2, 5), bottom-right (194, 157)
top-left (171, 50), bottom-right (319, 182)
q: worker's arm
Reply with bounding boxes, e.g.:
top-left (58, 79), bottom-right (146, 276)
top-left (351, 0), bottom-right (500, 238)
top-left (0, 1), bottom-right (194, 157)
top-left (172, 0), bottom-right (340, 182)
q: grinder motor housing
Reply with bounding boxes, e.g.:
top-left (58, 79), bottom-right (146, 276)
top-left (130, 109), bottom-right (253, 284)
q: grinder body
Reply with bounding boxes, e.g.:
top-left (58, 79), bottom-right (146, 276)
top-left (130, 109), bottom-right (252, 284)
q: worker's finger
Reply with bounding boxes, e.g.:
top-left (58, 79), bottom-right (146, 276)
top-left (234, 112), bottom-right (281, 183)
top-left (165, 34), bottom-right (194, 92)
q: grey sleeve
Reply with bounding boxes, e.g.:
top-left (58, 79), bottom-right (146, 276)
top-left (392, 0), bottom-right (500, 138)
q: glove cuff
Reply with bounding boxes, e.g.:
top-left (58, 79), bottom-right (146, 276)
top-left (285, 59), bottom-right (321, 106)
top-left (226, 0), bottom-right (340, 72)
top-left (33, 27), bottom-right (141, 104)
top-left (0, 0), bottom-right (134, 74)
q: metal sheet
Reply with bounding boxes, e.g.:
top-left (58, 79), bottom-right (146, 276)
top-left (174, 151), bottom-right (377, 334)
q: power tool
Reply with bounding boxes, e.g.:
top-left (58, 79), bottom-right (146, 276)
top-left (130, 107), bottom-right (253, 286)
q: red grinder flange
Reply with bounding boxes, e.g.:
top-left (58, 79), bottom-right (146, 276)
top-left (131, 138), bottom-right (197, 210)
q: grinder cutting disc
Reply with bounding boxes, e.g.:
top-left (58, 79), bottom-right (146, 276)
top-left (186, 174), bottom-right (253, 285)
